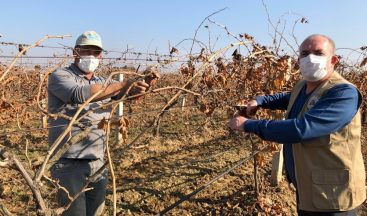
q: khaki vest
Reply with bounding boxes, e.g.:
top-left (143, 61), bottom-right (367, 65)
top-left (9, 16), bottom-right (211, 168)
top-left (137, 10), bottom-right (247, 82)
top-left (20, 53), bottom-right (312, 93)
top-left (285, 72), bottom-right (366, 211)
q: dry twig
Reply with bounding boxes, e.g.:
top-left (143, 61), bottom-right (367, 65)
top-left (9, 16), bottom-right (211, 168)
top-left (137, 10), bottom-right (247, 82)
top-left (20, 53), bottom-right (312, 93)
top-left (0, 145), bottom-right (50, 215)
top-left (0, 34), bottom-right (71, 82)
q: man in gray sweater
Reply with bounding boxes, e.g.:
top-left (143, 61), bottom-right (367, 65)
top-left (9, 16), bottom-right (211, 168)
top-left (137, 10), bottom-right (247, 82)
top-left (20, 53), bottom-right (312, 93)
top-left (48, 31), bottom-right (150, 215)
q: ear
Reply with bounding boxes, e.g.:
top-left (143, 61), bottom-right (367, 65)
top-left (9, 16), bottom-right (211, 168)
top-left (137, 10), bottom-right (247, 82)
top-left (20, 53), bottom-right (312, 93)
top-left (73, 48), bottom-right (79, 57)
top-left (331, 55), bottom-right (339, 65)
top-left (97, 53), bottom-right (103, 59)
top-left (73, 48), bottom-right (80, 64)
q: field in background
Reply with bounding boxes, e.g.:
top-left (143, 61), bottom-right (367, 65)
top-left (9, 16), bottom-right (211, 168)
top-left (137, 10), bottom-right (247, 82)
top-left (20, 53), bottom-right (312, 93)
top-left (0, 68), bottom-right (366, 215)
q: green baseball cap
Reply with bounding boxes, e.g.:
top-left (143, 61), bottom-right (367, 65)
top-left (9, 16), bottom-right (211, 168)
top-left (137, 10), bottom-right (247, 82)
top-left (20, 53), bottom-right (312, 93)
top-left (75, 31), bottom-right (103, 49)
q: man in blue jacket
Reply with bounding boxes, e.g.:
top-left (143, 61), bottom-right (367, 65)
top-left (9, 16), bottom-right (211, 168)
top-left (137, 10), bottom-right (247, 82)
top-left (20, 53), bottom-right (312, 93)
top-left (229, 34), bottom-right (366, 216)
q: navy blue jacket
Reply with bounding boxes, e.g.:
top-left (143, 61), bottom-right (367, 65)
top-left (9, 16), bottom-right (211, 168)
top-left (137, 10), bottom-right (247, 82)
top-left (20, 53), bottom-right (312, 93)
top-left (244, 84), bottom-right (360, 185)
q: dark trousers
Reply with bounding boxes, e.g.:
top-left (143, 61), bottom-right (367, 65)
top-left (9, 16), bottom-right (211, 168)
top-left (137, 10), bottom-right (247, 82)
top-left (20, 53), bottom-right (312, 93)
top-left (51, 158), bottom-right (108, 216)
top-left (297, 208), bottom-right (358, 216)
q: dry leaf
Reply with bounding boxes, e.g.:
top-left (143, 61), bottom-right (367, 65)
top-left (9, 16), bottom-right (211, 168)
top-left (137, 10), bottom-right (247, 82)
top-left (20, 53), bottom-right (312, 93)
top-left (300, 17), bottom-right (309, 23)
top-left (170, 47), bottom-right (178, 55)
top-left (360, 57), bottom-right (367, 67)
top-left (97, 117), bottom-right (108, 131)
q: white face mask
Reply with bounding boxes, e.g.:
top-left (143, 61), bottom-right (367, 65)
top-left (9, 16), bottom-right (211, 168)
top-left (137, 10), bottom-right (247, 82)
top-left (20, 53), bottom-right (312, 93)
top-left (77, 55), bottom-right (99, 73)
top-left (299, 54), bottom-right (328, 82)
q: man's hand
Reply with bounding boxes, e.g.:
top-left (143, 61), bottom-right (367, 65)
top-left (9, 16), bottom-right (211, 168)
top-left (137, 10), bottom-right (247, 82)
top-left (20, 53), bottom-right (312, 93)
top-left (246, 99), bottom-right (259, 117)
top-left (128, 81), bottom-right (149, 97)
top-left (144, 72), bottom-right (160, 86)
top-left (143, 66), bottom-right (161, 89)
top-left (228, 115), bottom-right (248, 132)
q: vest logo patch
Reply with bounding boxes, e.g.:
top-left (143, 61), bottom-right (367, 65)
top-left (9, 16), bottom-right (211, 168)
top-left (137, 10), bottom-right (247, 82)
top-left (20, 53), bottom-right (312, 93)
top-left (307, 95), bottom-right (319, 110)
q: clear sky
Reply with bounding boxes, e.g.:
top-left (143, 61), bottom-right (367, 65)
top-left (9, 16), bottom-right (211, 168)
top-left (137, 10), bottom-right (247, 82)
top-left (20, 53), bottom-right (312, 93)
top-left (1, 0), bottom-right (366, 59)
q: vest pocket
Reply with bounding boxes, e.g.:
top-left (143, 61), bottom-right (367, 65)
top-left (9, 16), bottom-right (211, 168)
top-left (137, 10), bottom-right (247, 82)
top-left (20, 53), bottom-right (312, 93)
top-left (311, 169), bottom-right (352, 210)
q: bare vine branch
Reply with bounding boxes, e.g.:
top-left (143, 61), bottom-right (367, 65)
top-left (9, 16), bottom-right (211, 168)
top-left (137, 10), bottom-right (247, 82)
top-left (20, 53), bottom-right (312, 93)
top-left (0, 34), bottom-right (71, 82)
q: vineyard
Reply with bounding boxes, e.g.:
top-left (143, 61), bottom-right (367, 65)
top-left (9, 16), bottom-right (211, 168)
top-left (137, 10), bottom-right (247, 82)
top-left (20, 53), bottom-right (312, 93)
top-left (1, 14), bottom-right (367, 216)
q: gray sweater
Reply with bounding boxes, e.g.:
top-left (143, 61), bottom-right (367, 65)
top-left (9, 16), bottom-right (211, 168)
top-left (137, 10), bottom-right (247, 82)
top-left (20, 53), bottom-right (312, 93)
top-left (48, 63), bottom-right (112, 160)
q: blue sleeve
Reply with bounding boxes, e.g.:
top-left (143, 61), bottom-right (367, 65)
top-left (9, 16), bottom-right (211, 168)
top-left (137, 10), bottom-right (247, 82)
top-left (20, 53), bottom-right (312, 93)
top-left (256, 92), bottom-right (290, 110)
top-left (48, 69), bottom-right (91, 104)
top-left (244, 84), bottom-right (360, 143)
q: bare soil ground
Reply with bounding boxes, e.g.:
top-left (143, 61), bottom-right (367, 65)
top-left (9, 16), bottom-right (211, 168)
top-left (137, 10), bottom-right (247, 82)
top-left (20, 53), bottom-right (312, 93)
top-left (0, 97), bottom-right (366, 216)
top-left (106, 108), bottom-right (367, 215)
